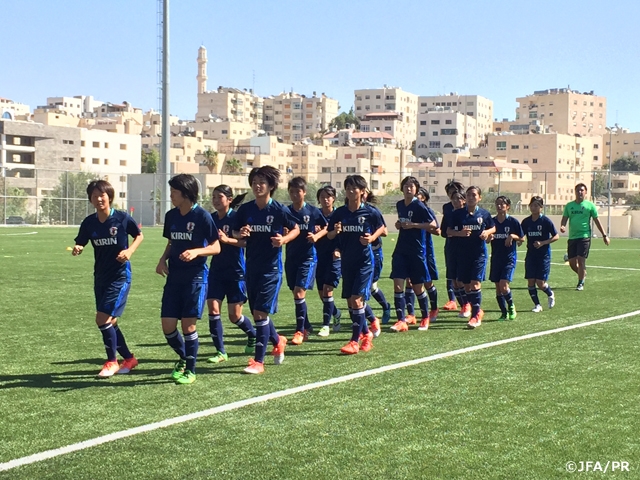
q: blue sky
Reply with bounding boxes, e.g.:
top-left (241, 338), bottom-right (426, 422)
top-left (2, 0), bottom-right (639, 131)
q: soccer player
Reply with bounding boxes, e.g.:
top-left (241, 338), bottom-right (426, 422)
top-left (285, 177), bottom-right (327, 345)
top-left (521, 196), bottom-right (559, 312)
top-left (232, 166), bottom-right (300, 374)
top-left (328, 175), bottom-right (386, 355)
top-left (488, 196), bottom-right (524, 321)
top-left (315, 185), bottom-right (342, 336)
top-left (447, 186), bottom-right (495, 329)
top-left (441, 181), bottom-right (467, 313)
top-left (156, 174), bottom-right (220, 385)
top-left (442, 191), bottom-right (470, 319)
top-left (73, 180), bottom-right (144, 377)
top-left (206, 185), bottom-right (256, 365)
top-left (560, 183), bottom-right (610, 291)
top-left (389, 176), bottom-right (440, 332)
top-left (363, 195), bottom-right (389, 337)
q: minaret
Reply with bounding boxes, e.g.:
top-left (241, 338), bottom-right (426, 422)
top-left (197, 45), bottom-right (208, 94)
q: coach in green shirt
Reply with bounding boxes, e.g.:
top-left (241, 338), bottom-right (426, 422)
top-left (560, 183), bottom-right (609, 291)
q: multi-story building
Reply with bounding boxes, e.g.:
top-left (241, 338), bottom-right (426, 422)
top-left (354, 86), bottom-right (418, 148)
top-left (262, 92), bottom-right (339, 143)
top-left (38, 95), bottom-right (104, 118)
top-left (1, 98), bottom-right (30, 121)
top-left (514, 88), bottom-right (606, 137)
top-left (416, 109), bottom-right (478, 158)
top-left (418, 94), bottom-right (493, 147)
top-left (290, 143), bottom-right (336, 182)
top-left (603, 128), bottom-right (640, 166)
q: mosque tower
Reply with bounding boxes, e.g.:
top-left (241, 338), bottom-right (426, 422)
top-left (197, 45), bottom-right (208, 94)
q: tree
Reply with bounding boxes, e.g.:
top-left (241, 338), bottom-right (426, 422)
top-left (625, 193), bottom-right (640, 211)
top-left (328, 107), bottom-right (360, 130)
top-left (0, 184), bottom-right (28, 219)
top-left (611, 156), bottom-right (640, 172)
top-left (40, 172), bottom-right (99, 225)
top-left (142, 150), bottom-right (159, 173)
top-left (590, 168), bottom-right (608, 199)
top-left (224, 158), bottom-right (243, 174)
top-left (201, 148), bottom-right (219, 172)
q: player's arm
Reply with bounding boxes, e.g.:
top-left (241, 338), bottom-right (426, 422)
top-left (72, 222), bottom-right (88, 256)
top-left (592, 217), bottom-right (610, 245)
top-left (560, 215), bottom-right (569, 233)
top-left (116, 231), bottom-right (144, 263)
top-left (544, 232), bottom-right (560, 245)
top-left (271, 224), bottom-right (300, 247)
top-left (308, 225), bottom-right (328, 243)
top-left (220, 229), bottom-right (246, 247)
top-left (479, 225), bottom-right (496, 241)
top-left (360, 224), bottom-right (387, 245)
top-left (179, 239), bottom-right (221, 261)
top-left (156, 241), bottom-right (171, 276)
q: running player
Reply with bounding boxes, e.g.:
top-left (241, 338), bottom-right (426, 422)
top-left (285, 177), bottom-right (327, 345)
top-left (442, 191), bottom-right (470, 319)
top-left (521, 196), bottom-right (559, 312)
top-left (488, 196), bottom-right (524, 321)
top-left (232, 166), bottom-right (300, 374)
top-left (441, 181), bottom-right (465, 312)
top-left (206, 185), bottom-right (256, 365)
top-left (560, 183), bottom-right (610, 291)
top-left (156, 174), bottom-right (220, 385)
top-left (328, 175), bottom-right (386, 354)
top-left (72, 180), bottom-right (144, 377)
top-left (390, 176), bottom-right (440, 332)
top-left (447, 186), bottom-right (495, 329)
top-left (367, 200), bottom-right (391, 329)
top-left (315, 185), bottom-right (342, 336)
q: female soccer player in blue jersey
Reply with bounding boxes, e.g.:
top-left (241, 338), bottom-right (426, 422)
top-left (156, 174), bottom-right (221, 385)
top-left (315, 186), bottom-right (342, 336)
top-left (328, 175), bottom-right (386, 355)
top-left (389, 177), bottom-right (440, 333)
top-left (442, 191), bottom-right (470, 318)
top-left (441, 182), bottom-right (468, 314)
top-left (73, 180), bottom-right (144, 377)
top-left (206, 185), bottom-right (256, 365)
top-left (488, 196), bottom-right (524, 321)
top-left (286, 177), bottom-right (327, 346)
top-left (521, 196), bottom-right (559, 313)
top-left (447, 186), bottom-right (495, 329)
top-left (232, 166), bottom-right (300, 374)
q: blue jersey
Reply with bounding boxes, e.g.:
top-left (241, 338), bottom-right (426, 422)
top-left (425, 205), bottom-right (438, 259)
top-left (211, 208), bottom-right (245, 280)
top-left (163, 204), bottom-right (218, 281)
top-left (329, 203), bottom-right (384, 266)
top-left (316, 208), bottom-right (340, 261)
top-left (491, 215), bottom-right (524, 262)
top-left (367, 204), bottom-right (385, 251)
top-left (395, 198), bottom-right (434, 258)
top-left (521, 215), bottom-right (557, 258)
top-left (75, 209), bottom-right (141, 284)
top-left (441, 202), bottom-right (454, 239)
top-left (286, 202), bottom-right (326, 260)
top-left (232, 199), bottom-right (298, 274)
top-left (451, 206), bottom-right (495, 258)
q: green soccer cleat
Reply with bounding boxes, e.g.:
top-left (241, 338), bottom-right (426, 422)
top-left (245, 336), bottom-right (257, 354)
top-left (317, 325), bottom-right (330, 337)
top-left (207, 352), bottom-right (228, 364)
top-left (507, 305), bottom-right (517, 321)
top-left (175, 370), bottom-right (196, 385)
top-left (171, 359), bottom-right (186, 380)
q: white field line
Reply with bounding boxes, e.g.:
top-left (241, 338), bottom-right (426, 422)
top-left (516, 259), bottom-right (640, 272)
top-left (0, 231), bottom-right (38, 236)
top-left (1, 309), bottom-right (639, 473)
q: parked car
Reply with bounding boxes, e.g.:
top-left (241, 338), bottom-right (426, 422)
top-left (5, 216), bottom-right (25, 224)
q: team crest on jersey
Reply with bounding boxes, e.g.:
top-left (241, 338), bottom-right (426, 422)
top-left (477, 217), bottom-right (483, 224)
top-left (266, 215), bottom-right (274, 225)
top-left (303, 215), bottom-right (310, 223)
top-left (109, 227), bottom-right (118, 236)
top-left (358, 216), bottom-right (365, 224)
top-left (408, 211), bottom-right (414, 218)
top-left (222, 225), bottom-right (230, 233)
top-left (505, 227), bottom-right (510, 233)
top-left (537, 225), bottom-right (542, 231)
top-left (187, 222), bottom-right (195, 232)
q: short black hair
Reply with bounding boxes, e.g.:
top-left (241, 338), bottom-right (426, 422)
top-left (466, 185), bottom-right (482, 197)
top-left (169, 174), bottom-right (199, 204)
top-left (344, 175), bottom-right (376, 203)
top-left (445, 180), bottom-right (465, 195)
top-left (575, 183), bottom-right (588, 192)
top-left (495, 195), bottom-right (511, 207)
top-left (248, 165), bottom-right (280, 195)
top-left (417, 187), bottom-right (430, 203)
top-left (451, 191), bottom-right (465, 201)
top-left (316, 185), bottom-right (336, 202)
top-left (287, 176), bottom-right (307, 191)
top-left (529, 196), bottom-right (544, 207)
top-left (87, 180), bottom-right (114, 202)
top-left (400, 176), bottom-right (420, 191)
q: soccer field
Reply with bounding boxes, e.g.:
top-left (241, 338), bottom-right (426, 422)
top-left (0, 227), bottom-right (638, 479)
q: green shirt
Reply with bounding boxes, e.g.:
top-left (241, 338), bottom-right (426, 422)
top-left (562, 200), bottom-right (598, 240)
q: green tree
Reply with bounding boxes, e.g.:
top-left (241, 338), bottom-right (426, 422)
top-left (625, 193), bottom-right (640, 211)
top-left (611, 156), bottom-right (640, 172)
top-left (142, 149), bottom-right (159, 173)
top-left (0, 184), bottom-right (28, 219)
top-left (40, 172), bottom-right (99, 225)
top-left (224, 158), bottom-right (243, 174)
top-left (202, 148), bottom-right (219, 172)
top-left (328, 107), bottom-right (360, 130)
top-left (590, 168), bottom-right (608, 198)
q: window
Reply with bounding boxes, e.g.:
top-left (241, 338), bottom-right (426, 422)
top-left (81, 140), bottom-right (85, 146)
top-left (473, 171), bottom-right (480, 177)
top-left (63, 157), bottom-right (74, 162)
top-left (120, 160), bottom-right (127, 166)
top-left (420, 121), bottom-right (427, 125)
top-left (420, 132), bottom-right (426, 137)
top-left (344, 154), bottom-right (352, 159)
top-left (430, 120), bottom-right (440, 125)
top-left (432, 131), bottom-right (439, 136)
top-left (336, 181), bottom-right (341, 188)
top-left (356, 153), bottom-right (366, 159)
top-left (511, 159), bottom-right (519, 163)
top-left (511, 145), bottom-right (520, 150)
top-left (336, 167), bottom-right (342, 173)
top-left (104, 143), bottom-right (109, 148)
top-left (93, 141), bottom-right (100, 148)
top-left (462, 171), bottom-right (470, 177)
top-left (365, 95), bottom-right (370, 100)
top-left (384, 126), bottom-right (392, 131)
top-left (529, 112), bottom-right (537, 118)
top-left (221, 130), bottom-right (228, 134)
top-left (62, 139), bottom-right (74, 145)
top-left (429, 141), bottom-right (440, 148)
top-left (445, 120), bottom-right (452, 125)
top-left (321, 167), bottom-right (331, 173)
top-left (346, 167), bottom-right (356, 173)
top-left (119, 192), bottom-right (126, 198)
top-left (120, 176), bottom-right (127, 182)
top-left (81, 157), bottom-right (85, 163)
top-left (440, 129), bottom-right (457, 135)
top-left (524, 145), bottom-right (529, 149)
top-left (104, 159), bottom-right (109, 165)
top-left (119, 144), bottom-right (127, 150)
top-left (371, 180), bottom-right (379, 189)
top-left (92, 158), bottom-right (99, 164)
top-left (429, 171), bottom-right (436, 177)
top-left (497, 141), bottom-right (507, 151)
top-left (375, 95), bottom-right (381, 99)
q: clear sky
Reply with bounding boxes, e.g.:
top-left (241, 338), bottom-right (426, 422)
top-left (2, 0), bottom-right (639, 131)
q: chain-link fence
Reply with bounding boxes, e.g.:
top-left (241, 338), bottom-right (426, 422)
top-left (2, 168), bottom-right (639, 229)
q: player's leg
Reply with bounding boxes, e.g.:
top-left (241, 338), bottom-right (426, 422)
top-left (404, 279), bottom-right (416, 323)
top-left (207, 298), bottom-right (227, 361)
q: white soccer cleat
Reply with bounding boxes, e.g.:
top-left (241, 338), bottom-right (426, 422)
top-left (532, 304), bottom-right (543, 313)
top-left (548, 294), bottom-right (555, 309)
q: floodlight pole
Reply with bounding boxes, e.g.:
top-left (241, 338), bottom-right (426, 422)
top-left (607, 126), bottom-right (613, 236)
top-left (161, 0), bottom-right (171, 218)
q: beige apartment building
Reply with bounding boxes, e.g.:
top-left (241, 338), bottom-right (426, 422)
top-left (290, 143), bottom-right (336, 182)
top-left (262, 92), bottom-right (339, 143)
top-left (515, 88), bottom-right (606, 137)
top-left (603, 128), bottom-right (640, 166)
top-left (40, 95), bottom-right (104, 119)
top-left (416, 109), bottom-right (478, 158)
top-left (1, 98), bottom-right (30, 121)
top-left (418, 94), bottom-right (493, 146)
top-left (354, 87), bottom-right (418, 148)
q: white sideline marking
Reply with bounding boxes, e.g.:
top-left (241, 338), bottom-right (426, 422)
top-left (2, 309), bottom-right (639, 472)
top-left (0, 231), bottom-right (38, 236)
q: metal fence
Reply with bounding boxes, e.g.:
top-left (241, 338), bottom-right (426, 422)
top-left (1, 167), bottom-right (639, 226)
